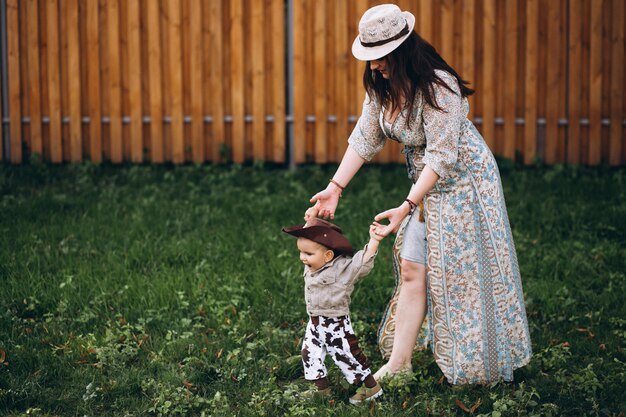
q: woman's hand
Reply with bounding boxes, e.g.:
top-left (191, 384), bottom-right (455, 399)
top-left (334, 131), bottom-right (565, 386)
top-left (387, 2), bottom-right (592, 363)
top-left (309, 184), bottom-right (342, 220)
top-left (373, 202), bottom-right (412, 236)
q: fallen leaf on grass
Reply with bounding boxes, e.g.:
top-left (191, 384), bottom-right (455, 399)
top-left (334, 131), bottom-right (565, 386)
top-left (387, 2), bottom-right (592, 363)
top-left (470, 398), bottom-right (482, 412)
top-left (216, 348), bottom-right (223, 359)
top-left (182, 379), bottom-right (193, 389)
top-left (576, 328), bottom-right (595, 337)
top-left (369, 398), bottom-right (376, 415)
top-left (455, 399), bottom-right (471, 413)
top-left (0, 349), bottom-right (5, 363)
top-left (438, 375), bottom-right (445, 384)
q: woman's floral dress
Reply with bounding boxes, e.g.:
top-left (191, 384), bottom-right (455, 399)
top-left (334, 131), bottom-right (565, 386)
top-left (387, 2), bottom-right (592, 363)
top-left (348, 70), bottom-right (532, 384)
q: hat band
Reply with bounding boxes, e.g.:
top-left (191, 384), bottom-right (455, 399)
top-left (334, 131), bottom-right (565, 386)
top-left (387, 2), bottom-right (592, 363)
top-left (359, 23), bottom-right (410, 48)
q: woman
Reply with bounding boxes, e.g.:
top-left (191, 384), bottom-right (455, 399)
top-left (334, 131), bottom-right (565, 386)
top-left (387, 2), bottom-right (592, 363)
top-left (308, 4), bottom-right (532, 385)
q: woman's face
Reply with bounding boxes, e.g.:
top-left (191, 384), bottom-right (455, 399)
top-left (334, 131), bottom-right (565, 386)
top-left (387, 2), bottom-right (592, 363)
top-left (370, 57), bottom-right (390, 79)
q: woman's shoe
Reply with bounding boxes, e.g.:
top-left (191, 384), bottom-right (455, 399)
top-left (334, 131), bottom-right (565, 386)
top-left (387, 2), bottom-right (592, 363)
top-left (373, 363), bottom-right (413, 381)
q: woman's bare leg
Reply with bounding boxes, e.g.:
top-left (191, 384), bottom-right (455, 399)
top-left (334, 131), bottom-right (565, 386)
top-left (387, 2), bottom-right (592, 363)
top-left (382, 258), bottom-right (427, 372)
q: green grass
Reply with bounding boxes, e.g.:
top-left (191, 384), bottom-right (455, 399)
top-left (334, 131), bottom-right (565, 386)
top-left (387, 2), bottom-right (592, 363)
top-left (0, 161), bottom-right (624, 416)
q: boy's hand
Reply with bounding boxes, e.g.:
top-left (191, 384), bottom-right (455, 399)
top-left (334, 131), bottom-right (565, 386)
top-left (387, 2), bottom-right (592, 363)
top-left (369, 222), bottom-right (385, 242)
top-left (304, 204), bottom-right (320, 223)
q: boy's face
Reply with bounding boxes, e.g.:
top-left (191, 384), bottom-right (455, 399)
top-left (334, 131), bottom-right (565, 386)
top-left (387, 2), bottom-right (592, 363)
top-left (296, 237), bottom-right (334, 272)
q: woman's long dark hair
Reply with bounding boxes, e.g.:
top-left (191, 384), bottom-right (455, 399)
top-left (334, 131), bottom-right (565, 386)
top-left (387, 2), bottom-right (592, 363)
top-left (363, 31), bottom-right (474, 124)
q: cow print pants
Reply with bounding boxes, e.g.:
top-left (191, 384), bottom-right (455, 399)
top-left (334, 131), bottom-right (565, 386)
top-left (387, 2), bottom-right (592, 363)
top-left (301, 315), bottom-right (372, 385)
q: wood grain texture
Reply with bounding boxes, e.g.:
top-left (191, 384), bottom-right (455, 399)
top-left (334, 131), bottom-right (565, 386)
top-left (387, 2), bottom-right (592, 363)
top-left (524, 0), bottom-right (538, 165)
top-left (271, 0), bottom-right (285, 162)
top-left (188, 0), bottom-right (204, 163)
top-left (127, 0), bottom-right (143, 162)
top-left (230, 0), bottom-right (245, 163)
top-left (26, 0), bottom-right (42, 158)
top-left (7, 0), bottom-right (22, 163)
top-left (588, 0), bottom-right (603, 165)
top-left (47, 0), bottom-right (62, 163)
top-left (107, 0), bottom-right (123, 163)
top-left (207, 0), bottom-right (224, 162)
top-left (167, 1), bottom-right (184, 163)
top-left (250, 0), bottom-right (265, 161)
top-left (146, 0), bottom-right (163, 163)
top-left (67, 0), bottom-right (82, 161)
top-left (609, 0), bottom-right (624, 165)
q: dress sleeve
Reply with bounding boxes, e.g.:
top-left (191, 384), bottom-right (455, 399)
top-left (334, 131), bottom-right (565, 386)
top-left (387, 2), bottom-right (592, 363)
top-left (421, 71), bottom-right (465, 179)
top-left (347, 94), bottom-right (386, 161)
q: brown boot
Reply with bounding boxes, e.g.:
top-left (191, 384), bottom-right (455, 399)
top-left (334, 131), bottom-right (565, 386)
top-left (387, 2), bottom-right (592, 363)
top-left (349, 382), bottom-right (383, 404)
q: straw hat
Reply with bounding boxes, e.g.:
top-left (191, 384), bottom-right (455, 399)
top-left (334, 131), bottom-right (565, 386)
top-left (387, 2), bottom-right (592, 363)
top-left (351, 4), bottom-right (415, 61)
top-left (282, 218), bottom-right (354, 256)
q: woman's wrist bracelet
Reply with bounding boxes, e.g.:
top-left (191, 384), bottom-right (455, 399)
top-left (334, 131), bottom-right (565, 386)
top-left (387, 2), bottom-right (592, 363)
top-left (405, 198), bottom-right (417, 213)
top-left (329, 179), bottom-right (345, 195)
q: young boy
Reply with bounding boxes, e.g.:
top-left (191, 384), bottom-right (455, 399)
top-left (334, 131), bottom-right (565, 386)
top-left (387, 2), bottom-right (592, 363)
top-left (282, 215), bottom-right (386, 404)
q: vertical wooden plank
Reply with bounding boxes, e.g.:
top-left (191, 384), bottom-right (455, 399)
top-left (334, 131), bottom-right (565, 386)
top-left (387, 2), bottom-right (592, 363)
top-left (0, 77), bottom-right (2, 161)
top-left (230, 0), bottom-right (245, 163)
top-left (107, 0), bottom-right (122, 163)
top-left (207, 0), bottom-right (224, 162)
top-left (462, 0), bottom-right (475, 121)
top-left (127, 0), bottom-right (143, 162)
top-left (313, 1), bottom-right (327, 163)
top-left (568, 0), bottom-right (582, 164)
top-left (544, 0), bottom-right (560, 164)
top-left (419, 0), bottom-right (433, 42)
top-left (47, 0), bottom-right (62, 163)
top-left (26, 0), bottom-right (42, 158)
top-left (326, 0), bottom-right (337, 162)
top-left (181, 0), bottom-right (191, 161)
top-left (60, 0), bottom-right (69, 160)
top-left (558, 0), bottom-right (568, 161)
top-left (351, 0), bottom-right (368, 161)
top-left (146, 0), bottom-right (163, 162)
top-left (67, 0), bottom-right (81, 161)
top-left (440, 0), bottom-right (454, 63)
top-left (609, 0), bottom-right (624, 165)
top-left (293, 0), bottom-right (306, 163)
top-left (18, 2), bottom-right (29, 152)
top-left (160, 2), bottom-right (171, 161)
top-left (86, 0), bottom-right (102, 163)
top-left (167, 1), bottom-right (184, 163)
top-left (524, 0), bottom-right (538, 165)
top-left (250, 0), bottom-right (265, 161)
top-left (502, 0), bottom-right (517, 160)
top-left (482, 0), bottom-right (496, 151)
top-left (119, 0), bottom-right (130, 160)
top-left (188, 0), bottom-right (204, 163)
top-left (7, 0), bottom-right (22, 163)
top-left (335, 0), bottom-right (349, 161)
top-left (271, 0), bottom-right (285, 163)
top-left (588, 0), bottom-right (602, 165)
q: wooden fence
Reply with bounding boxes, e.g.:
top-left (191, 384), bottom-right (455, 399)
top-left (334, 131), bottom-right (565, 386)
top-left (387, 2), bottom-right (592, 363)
top-left (1, 0), bottom-right (624, 166)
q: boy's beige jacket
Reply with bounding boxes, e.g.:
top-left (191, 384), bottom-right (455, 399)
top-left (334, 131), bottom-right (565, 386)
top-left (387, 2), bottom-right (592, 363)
top-left (303, 245), bottom-right (376, 317)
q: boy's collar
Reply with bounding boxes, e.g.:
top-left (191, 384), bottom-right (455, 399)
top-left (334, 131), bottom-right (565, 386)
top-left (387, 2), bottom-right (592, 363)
top-left (304, 254), bottom-right (345, 276)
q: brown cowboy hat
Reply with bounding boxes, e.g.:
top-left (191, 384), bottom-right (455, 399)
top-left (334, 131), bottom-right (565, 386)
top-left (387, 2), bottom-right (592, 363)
top-left (282, 218), bottom-right (354, 256)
